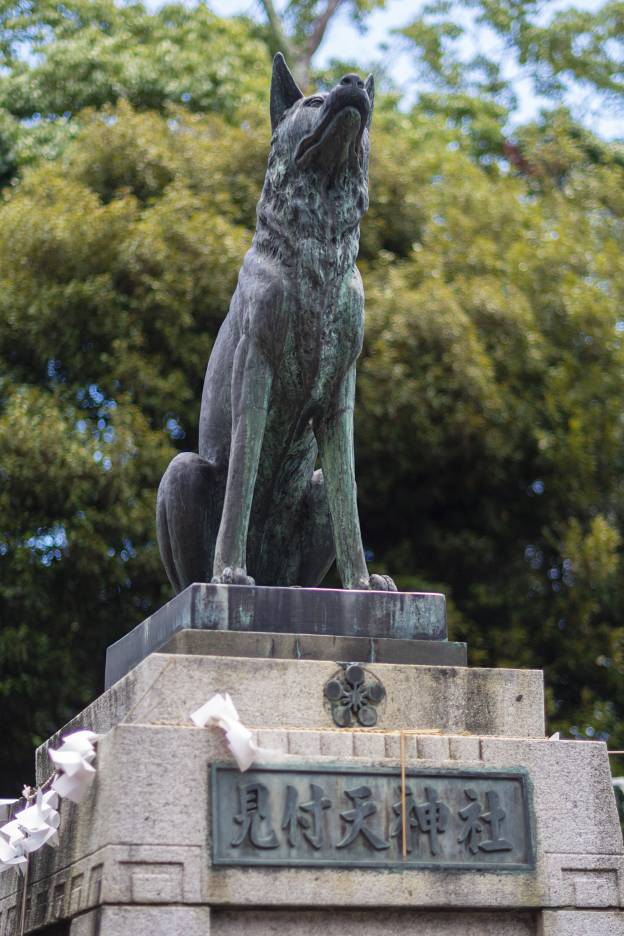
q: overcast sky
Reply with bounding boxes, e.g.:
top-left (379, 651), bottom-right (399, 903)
top-left (209, 0), bottom-right (618, 138)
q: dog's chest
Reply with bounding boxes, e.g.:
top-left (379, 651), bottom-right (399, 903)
top-left (281, 271), bottom-right (363, 404)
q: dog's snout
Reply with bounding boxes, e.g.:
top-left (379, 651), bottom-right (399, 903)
top-left (340, 74), bottom-right (365, 90)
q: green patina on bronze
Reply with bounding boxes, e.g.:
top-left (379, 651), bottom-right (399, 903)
top-left (157, 53), bottom-right (396, 594)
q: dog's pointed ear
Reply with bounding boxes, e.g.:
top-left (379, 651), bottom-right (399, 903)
top-left (270, 52), bottom-right (303, 132)
top-left (365, 74), bottom-right (375, 127)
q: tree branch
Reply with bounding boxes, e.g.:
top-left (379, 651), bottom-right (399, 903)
top-left (305, 0), bottom-right (346, 58)
top-left (258, 0), bottom-right (295, 59)
top-left (258, 0), bottom-right (348, 89)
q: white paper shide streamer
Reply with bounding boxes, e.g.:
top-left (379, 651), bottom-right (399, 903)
top-left (190, 693), bottom-right (262, 772)
top-left (0, 730), bottom-right (98, 876)
top-left (49, 730), bottom-right (98, 803)
top-left (0, 791), bottom-right (60, 875)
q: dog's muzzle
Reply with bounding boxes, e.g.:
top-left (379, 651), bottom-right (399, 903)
top-left (295, 76), bottom-right (371, 166)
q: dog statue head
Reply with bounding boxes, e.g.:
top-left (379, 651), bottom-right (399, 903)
top-left (255, 54), bottom-right (375, 267)
top-left (270, 53), bottom-right (374, 175)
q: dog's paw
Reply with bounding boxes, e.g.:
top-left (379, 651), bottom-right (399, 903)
top-left (367, 574), bottom-right (398, 592)
top-left (211, 566), bottom-right (255, 586)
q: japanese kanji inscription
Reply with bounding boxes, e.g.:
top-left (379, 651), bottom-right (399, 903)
top-left (211, 765), bottom-right (534, 871)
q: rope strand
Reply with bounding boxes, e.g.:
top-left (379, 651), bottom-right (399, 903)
top-left (400, 730), bottom-right (407, 858)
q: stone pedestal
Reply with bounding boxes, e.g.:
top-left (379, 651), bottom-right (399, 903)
top-left (104, 582), bottom-right (458, 688)
top-left (2, 587), bottom-right (623, 935)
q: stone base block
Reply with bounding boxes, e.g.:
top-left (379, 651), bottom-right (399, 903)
top-left (1, 641), bottom-right (620, 936)
top-left (211, 909), bottom-right (536, 935)
top-left (37, 652), bottom-right (544, 781)
top-left (5, 723), bottom-right (618, 922)
top-left (104, 583), bottom-right (447, 688)
top-left (540, 910), bottom-right (624, 935)
top-left (65, 908), bottom-right (624, 935)
top-left (159, 628), bottom-right (468, 669)
top-left (70, 905), bottom-right (212, 936)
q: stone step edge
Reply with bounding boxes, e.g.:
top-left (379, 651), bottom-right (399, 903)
top-left (248, 728), bottom-right (566, 762)
top-left (118, 722), bottom-right (586, 764)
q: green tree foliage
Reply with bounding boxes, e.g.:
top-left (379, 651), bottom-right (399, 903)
top-left (0, 103), bottom-right (265, 788)
top-left (0, 1), bottom-right (269, 117)
top-left (0, 0), bottom-right (271, 176)
top-left (400, 0), bottom-right (624, 112)
top-left (2, 3), bottom-right (624, 792)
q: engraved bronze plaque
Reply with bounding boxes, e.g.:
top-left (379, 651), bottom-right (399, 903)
top-left (211, 764), bottom-right (534, 871)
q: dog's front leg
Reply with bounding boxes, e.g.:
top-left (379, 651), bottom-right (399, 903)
top-left (212, 335), bottom-right (273, 585)
top-left (318, 367), bottom-right (396, 591)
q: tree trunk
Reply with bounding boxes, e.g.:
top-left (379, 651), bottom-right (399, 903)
top-left (259, 0), bottom-right (346, 91)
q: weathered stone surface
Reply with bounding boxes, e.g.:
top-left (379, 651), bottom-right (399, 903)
top-left (38, 654), bottom-right (544, 781)
top-left (480, 737), bottom-right (623, 856)
top-left (104, 583), bottom-right (449, 688)
top-left (70, 906), bottom-right (211, 936)
top-left (5, 654), bottom-right (621, 935)
top-left (541, 910), bottom-right (624, 935)
top-left (212, 909), bottom-right (536, 935)
top-left (162, 628), bottom-right (466, 667)
top-left (448, 736), bottom-right (481, 761)
top-left (544, 854), bottom-right (624, 908)
top-left (8, 719), bottom-right (618, 923)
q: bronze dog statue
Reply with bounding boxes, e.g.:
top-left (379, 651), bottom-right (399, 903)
top-left (157, 53), bottom-right (396, 594)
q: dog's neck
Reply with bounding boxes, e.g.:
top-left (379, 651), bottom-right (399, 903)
top-left (252, 153), bottom-right (368, 281)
